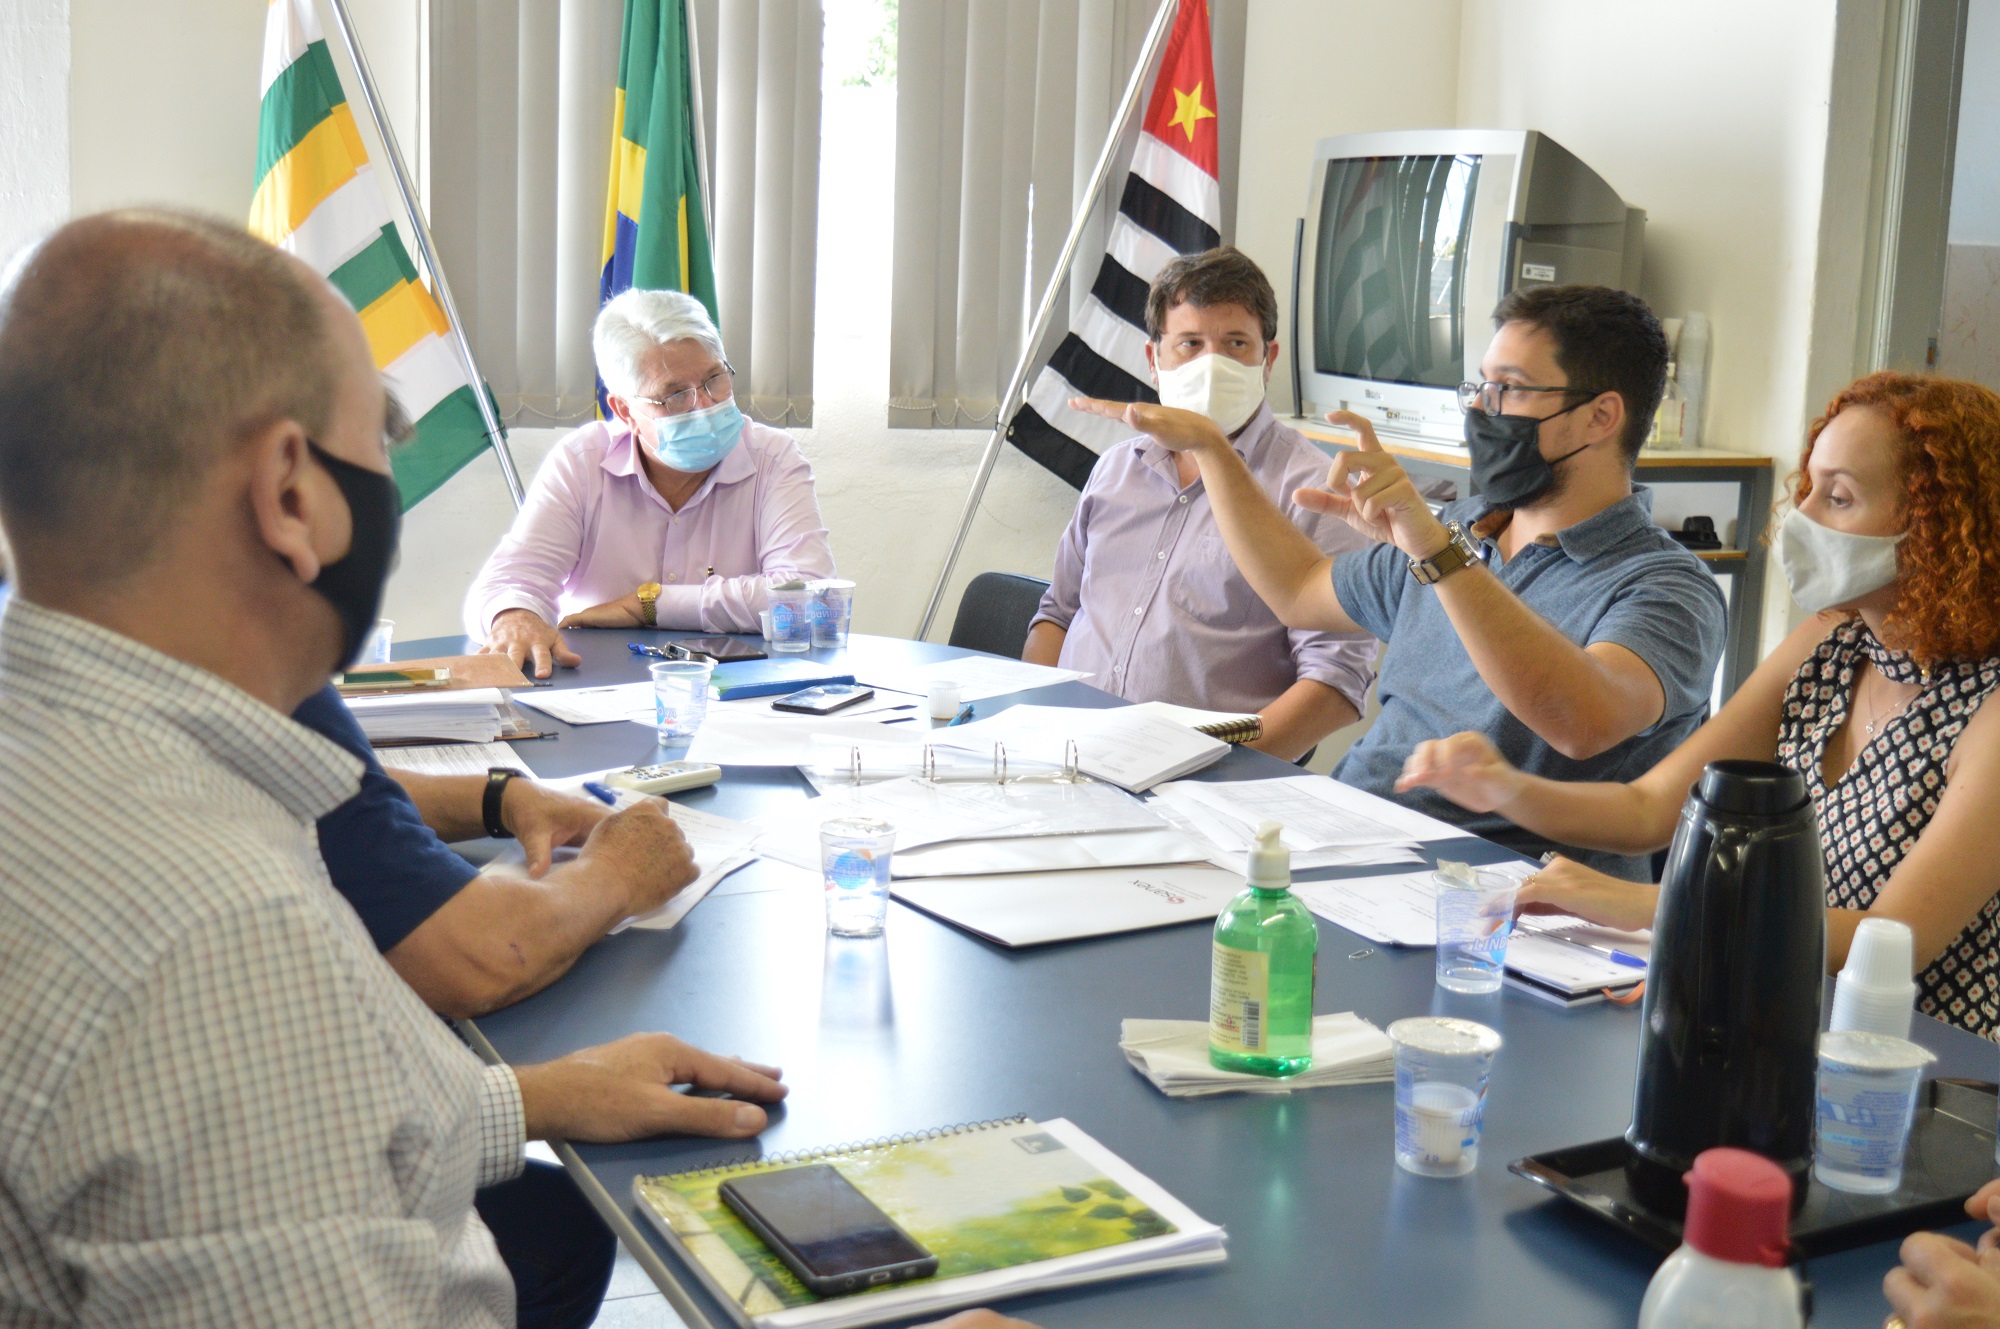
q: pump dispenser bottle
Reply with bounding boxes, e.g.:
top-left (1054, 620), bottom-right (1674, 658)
top-left (1209, 821), bottom-right (1317, 1076)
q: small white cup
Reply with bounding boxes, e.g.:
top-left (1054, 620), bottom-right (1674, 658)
top-left (926, 680), bottom-right (962, 720)
top-left (1831, 917), bottom-right (1918, 1039)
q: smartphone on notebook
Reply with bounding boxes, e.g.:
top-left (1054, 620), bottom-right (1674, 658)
top-left (719, 1165), bottom-right (937, 1296)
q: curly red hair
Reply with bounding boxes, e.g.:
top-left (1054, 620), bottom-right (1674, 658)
top-left (1791, 372), bottom-right (2000, 664)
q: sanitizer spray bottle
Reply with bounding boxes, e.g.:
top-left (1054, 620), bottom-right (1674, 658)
top-left (1209, 821), bottom-right (1317, 1076)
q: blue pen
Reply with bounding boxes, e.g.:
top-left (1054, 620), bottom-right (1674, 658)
top-left (582, 780), bottom-right (620, 806)
top-left (1544, 930), bottom-right (1647, 968)
top-left (947, 702), bottom-right (975, 726)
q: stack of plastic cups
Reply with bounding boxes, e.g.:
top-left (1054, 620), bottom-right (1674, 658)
top-left (1829, 917), bottom-right (1917, 1040)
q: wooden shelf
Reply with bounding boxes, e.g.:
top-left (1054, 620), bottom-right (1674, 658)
top-left (1287, 417), bottom-right (1774, 470)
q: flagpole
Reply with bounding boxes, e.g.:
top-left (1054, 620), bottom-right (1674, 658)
top-left (322, 0), bottom-right (527, 510)
top-left (914, 0), bottom-right (1179, 640)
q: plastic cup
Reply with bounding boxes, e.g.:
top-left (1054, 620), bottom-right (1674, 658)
top-left (1829, 917), bottom-right (1917, 1039)
top-left (759, 608), bottom-right (776, 642)
top-left (926, 680), bottom-right (962, 720)
top-left (767, 585), bottom-right (812, 654)
top-left (1389, 1017), bottom-right (1502, 1178)
top-left (1433, 868), bottom-right (1520, 994)
top-left (649, 660), bottom-right (712, 741)
top-left (809, 578), bottom-right (856, 649)
top-left (360, 618), bottom-right (394, 665)
top-left (1813, 1029), bottom-right (1936, 1194)
top-left (822, 817), bottom-right (895, 938)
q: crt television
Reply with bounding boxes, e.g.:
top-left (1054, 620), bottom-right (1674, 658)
top-left (1292, 129), bottom-right (1644, 448)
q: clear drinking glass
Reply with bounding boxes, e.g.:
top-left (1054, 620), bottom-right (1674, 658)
top-left (809, 578), bottom-right (856, 648)
top-left (767, 585), bottom-right (812, 654)
top-left (821, 816), bottom-right (895, 938)
top-left (1433, 868), bottom-right (1520, 994)
top-left (1389, 1017), bottom-right (1503, 1178)
top-left (649, 660), bottom-right (712, 741)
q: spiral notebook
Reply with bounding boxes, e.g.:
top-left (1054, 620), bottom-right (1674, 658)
top-left (632, 1116), bottom-right (1227, 1329)
top-left (1122, 701), bottom-right (1264, 745)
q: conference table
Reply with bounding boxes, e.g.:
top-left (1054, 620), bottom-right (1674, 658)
top-left (401, 627), bottom-right (1999, 1329)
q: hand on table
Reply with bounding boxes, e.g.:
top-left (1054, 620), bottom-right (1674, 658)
top-left (499, 779), bottom-right (612, 877)
top-left (482, 608), bottom-right (580, 680)
top-left (1516, 856), bottom-right (1660, 934)
top-left (1295, 411), bottom-right (1452, 560)
top-left (1885, 1230), bottom-right (2000, 1329)
top-left (1067, 396), bottom-right (1232, 454)
top-left (559, 591), bottom-right (645, 631)
top-left (575, 798), bottom-right (698, 917)
top-left (1397, 731), bottom-right (1525, 812)
top-left (515, 1033), bottom-right (786, 1142)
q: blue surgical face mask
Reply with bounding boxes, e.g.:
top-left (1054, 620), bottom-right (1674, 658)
top-left (646, 398), bottom-right (745, 473)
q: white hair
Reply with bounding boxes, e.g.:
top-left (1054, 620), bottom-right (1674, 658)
top-left (592, 288), bottom-right (728, 399)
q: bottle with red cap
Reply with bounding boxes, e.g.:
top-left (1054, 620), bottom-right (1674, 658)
top-left (1637, 1148), bottom-right (1807, 1328)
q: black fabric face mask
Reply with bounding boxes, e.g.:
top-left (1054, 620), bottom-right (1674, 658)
top-left (1464, 398), bottom-right (1594, 510)
top-left (306, 439), bottom-right (402, 670)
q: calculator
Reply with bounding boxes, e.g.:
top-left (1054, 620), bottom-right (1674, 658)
top-left (601, 761), bottom-right (724, 795)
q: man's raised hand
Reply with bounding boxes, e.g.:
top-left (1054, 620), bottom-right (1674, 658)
top-left (1294, 411), bottom-right (1451, 558)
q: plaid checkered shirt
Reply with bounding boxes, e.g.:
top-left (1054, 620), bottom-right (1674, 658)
top-left (0, 598), bottom-right (524, 1326)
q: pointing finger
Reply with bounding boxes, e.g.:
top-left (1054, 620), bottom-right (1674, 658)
top-left (1327, 409), bottom-right (1386, 452)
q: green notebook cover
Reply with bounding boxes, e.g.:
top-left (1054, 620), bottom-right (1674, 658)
top-left (634, 1117), bottom-right (1187, 1320)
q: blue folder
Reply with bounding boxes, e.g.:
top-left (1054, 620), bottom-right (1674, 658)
top-left (708, 659), bottom-right (857, 701)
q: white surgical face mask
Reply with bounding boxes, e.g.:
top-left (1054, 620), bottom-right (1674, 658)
top-left (1776, 505), bottom-right (1905, 613)
top-left (1154, 351), bottom-right (1267, 435)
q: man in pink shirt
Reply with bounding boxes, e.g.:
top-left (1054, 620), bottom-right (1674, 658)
top-left (466, 289), bottom-right (834, 677)
top-left (1024, 248), bottom-right (1376, 762)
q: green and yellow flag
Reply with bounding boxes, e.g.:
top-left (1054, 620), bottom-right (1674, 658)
top-left (600, 0), bottom-right (718, 410)
top-left (250, 0), bottom-right (497, 509)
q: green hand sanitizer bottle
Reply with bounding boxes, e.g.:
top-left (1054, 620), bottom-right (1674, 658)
top-left (1209, 820), bottom-right (1317, 1076)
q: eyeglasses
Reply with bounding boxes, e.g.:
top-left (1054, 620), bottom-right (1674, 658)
top-left (1456, 380), bottom-right (1602, 415)
top-left (630, 363), bottom-right (735, 417)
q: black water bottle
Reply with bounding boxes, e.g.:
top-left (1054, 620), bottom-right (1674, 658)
top-left (1626, 760), bottom-right (1826, 1216)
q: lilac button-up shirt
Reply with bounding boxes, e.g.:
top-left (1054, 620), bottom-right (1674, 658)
top-left (464, 418), bottom-right (835, 636)
top-left (1031, 404), bottom-right (1377, 716)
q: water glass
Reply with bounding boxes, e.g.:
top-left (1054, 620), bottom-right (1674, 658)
top-left (1388, 1017), bottom-right (1503, 1178)
top-left (1433, 867), bottom-right (1520, 994)
top-left (809, 578), bottom-right (856, 648)
top-left (649, 660), bottom-right (712, 741)
top-left (821, 816), bottom-right (895, 938)
top-left (1814, 1029), bottom-right (1935, 1194)
top-left (359, 618), bottom-right (395, 665)
top-left (767, 585), bottom-right (812, 654)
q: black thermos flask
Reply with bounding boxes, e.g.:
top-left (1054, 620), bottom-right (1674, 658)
top-left (1626, 760), bottom-right (1826, 1216)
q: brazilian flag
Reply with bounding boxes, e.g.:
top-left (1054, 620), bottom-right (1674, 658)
top-left (600, 0), bottom-right (719, 408)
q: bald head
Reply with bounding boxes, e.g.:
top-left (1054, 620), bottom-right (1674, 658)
top-left (0, 209), bottom-right (343, 586)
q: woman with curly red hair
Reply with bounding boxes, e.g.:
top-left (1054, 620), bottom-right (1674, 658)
top-left (1397, 371), bottom-right (2000, 1037)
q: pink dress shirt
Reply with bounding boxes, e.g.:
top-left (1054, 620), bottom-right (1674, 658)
top-left (1030, 404), bottom-right (1378, 717)
top-left (464, 418), bottom-right (835, 636)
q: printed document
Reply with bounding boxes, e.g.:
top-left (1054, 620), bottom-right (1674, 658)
top-left (513, 681), bottom-right (655, 726)
top-left (854, 653), bottom-right (1090, 703)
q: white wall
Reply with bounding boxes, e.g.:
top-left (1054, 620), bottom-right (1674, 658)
top-left (0, 0), bottom-right (70, 263)
top-left (1457, 0), bottom-right (1840, 653)
top-left (1952, 0), bottom-right (2000, 244)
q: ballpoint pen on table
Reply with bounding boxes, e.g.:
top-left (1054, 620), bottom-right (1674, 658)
top-left (947, 702), bottom-right (975, 726)
top-left (627, 641), bottom-right (671, 659)
top-left (1530, 928), bottom-right (1648, 969)
top-left (582, 781), bottom-right (620, 806)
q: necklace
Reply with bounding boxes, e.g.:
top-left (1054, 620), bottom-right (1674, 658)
top-left (1862, 666), bottom-right (1919, 738)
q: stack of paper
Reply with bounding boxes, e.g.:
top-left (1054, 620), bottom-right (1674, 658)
top-left (927, 704), bottom-right (1226, 792)
top-left (345, 688), bottom-right (512, 745)
top-left (1120, 1015), bottom-right (1394, 1097)
top-left (853, 652), bottom-right (1090, 703)
top-left (514, 681), bottom-right (655, 726)
top-left (1149, 775), bottom-right (1438, 873)
top-left (376, 741), bottom-right (531, 778)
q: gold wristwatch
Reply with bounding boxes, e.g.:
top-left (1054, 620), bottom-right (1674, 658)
top-left (1407, 521), bottom-right (1480, 586)
top-left (636, 581), bottom-right (663, 628)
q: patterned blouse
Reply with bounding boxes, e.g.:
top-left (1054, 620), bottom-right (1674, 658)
top-left (1775, 618), bottom-right (2000, 1038)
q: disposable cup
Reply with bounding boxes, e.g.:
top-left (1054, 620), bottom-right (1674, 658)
top-left (822, 817), bottom-right (895, 938)
top-left (1433, 868), bottom-right (1519, 994)
top-left (1830, 918), bottom-right (1917, 1039)
top-left (1389, 1017), bottom-right (1502, 1178)
top-left (767, 586), bottom-right (812, 654)
top-left (1813, 1029), bottom-right (1935, 1194)
top-left (927, 680), bottom-right (962, 720)
top-left (809, 579), bottom-right (856, 649)
top-left (360, 618), bottom-right (395, 665)
top-left (649, 660), bottom-right (712, 741)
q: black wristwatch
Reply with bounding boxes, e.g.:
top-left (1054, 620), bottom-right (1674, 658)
top-left (482, 767), bottom-right (518, 839)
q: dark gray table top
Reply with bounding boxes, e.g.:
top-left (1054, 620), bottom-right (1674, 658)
top-left (405, 628), bottom-right (1999, 1329)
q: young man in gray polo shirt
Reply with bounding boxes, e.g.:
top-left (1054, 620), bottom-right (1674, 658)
top-left (1074, 285), bottom-right (1725, 879)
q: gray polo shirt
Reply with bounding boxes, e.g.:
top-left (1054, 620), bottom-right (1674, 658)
top-left (1332, 488), bottom-right (1726, 880)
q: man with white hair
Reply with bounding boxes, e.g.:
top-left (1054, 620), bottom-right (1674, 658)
top-left (466, 289), bottom-right (834, 677)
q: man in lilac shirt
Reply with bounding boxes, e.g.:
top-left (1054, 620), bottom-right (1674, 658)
top-left (466, 289), bottom-right (834, 677)
top-left (1024, 248), bottom-right (1376, 762)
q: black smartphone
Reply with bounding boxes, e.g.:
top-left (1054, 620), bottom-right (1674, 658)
top-left (718, 1165), bottom-right (937, 1296)
top-left (771, 684), bottom-right (876, 715)
top-left (669, 635), bottom-right (766, 663)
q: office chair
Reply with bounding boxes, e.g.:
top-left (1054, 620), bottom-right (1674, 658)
top-left (946, 572), bottom-right (1052, 660)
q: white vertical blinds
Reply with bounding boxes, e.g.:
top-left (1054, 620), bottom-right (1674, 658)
top-left (424, 0), bottom-right (821, 430)
top-left (887, 0), bottom-right (1244, 431)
